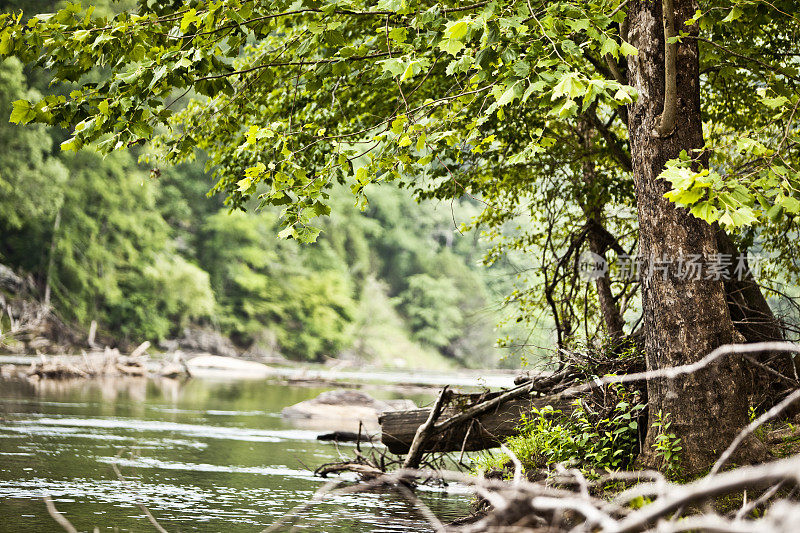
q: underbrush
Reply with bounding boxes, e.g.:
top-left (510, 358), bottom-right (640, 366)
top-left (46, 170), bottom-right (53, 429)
top-left (473, 383), bottom-right (652, 479)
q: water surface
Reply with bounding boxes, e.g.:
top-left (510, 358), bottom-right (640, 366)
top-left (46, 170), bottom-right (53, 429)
top-left (0, 377), bottom-right (473, 532)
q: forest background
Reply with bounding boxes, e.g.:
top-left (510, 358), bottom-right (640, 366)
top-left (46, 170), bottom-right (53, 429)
top-left (0, 0), bottom-right (539, 369)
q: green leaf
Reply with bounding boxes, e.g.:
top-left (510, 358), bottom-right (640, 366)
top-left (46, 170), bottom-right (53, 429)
top-left (0, 29), bottom-right (13, 55)
top-left (780, 195), bottom-right (800, 214)
top-left (237, 177), bottom-right (252, 192)
top-left (391, 115), bottom-right (407, 134)
top-left (446, 55), bottom-right (474, 75)
top-left (60, 136), bottom-right (80, 151)
top-left (496, 82), bottom-right (521, 106)
top-left (9, 99), bottom-right (35, 124)
top-left (438, 38), bottom-right (464, 56)
top-left (118, 65), bottom-right (142, 84)
top-left (379, 58), bottom-right (406, 77)
top-left (761, 95), bottom-right (789, 109)
top-left (401, 61), bottom-right (418, 81)
top-left (416, 133), bottom-right (426, 151)
top-left (600, 38), bottom-right (618, 58)
top-left (557, 99), bottom-right (578, 117)
top-left (767, 203), bottom-right (783, 221)
top-left (388, 27), bottom-right (408, 42)
top-left (665, 187), bottom-right (704, 205)
top-left (722, 6), bottom-right (743, 23)
top-left (377, 0), bottom-right (404, 11)
top-left (613, 86), bottom-right (635, 105)
top-left (323, 30), bottom-right (345, 47)
top-left (245, 161), bottom-right (267, 178)
top-left (312, 201), bottom-right (331, 217)
top-left (446, 20), bottom-right (469, 41)
top-left (729, 207), bottom-right (759, 226)
top-left (180, 8), bottom-right (200, 33)
top-left (277, 226), bottom-right (296, 239)
top-left (619, 41), bottom-right (638, 57)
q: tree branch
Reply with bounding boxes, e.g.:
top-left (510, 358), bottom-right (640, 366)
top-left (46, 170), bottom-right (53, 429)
top-left (655, 0), bottom-right (677, 137)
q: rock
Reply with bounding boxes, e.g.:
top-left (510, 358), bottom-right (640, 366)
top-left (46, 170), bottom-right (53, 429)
top-left (185, 354), bottom-right (273, 378)
top-left (181, 326), bottom-right (238, 357)
top-left (158, 338), bottom-right (180, 352)
top-left (0, 264), bottom-right (24, 293)
top-left (241, 330), bottom-right (283, 361)
top-left (282, 390), bottom-right (416, 430)
top-left (158, 362), bottom-right (186, 379)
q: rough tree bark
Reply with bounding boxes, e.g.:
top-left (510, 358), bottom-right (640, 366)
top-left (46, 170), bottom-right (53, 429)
top-left (626, 0), bottom-right (762, 474)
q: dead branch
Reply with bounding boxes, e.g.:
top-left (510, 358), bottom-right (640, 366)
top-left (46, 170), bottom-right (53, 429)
top-left (324, 343), bottom-right (800, 532)
top-left (296, 456), bottom-right (800, 532)
top-left (383, 342), bottom-right (799, 457)
top-left (111, 448), bottom-right (168, 533)
top-left (44, 495), bottom-right (79, 533)
top-left (710, 387), bottom-right (800, 476)
top-left (314, 461), bottom-right (384, 480)
top-left (404, 386), bottom-right (450, 469)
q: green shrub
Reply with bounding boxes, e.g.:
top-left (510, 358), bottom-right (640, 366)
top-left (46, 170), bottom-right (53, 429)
top-left (650, 410), bottom-right (683, 479)
top-left (473, 384), bottom-right (646, 478)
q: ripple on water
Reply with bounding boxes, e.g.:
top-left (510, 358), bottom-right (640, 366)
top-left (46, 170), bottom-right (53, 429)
top-left (0, 380), bottom-right (474, 532)
top-left (94, 456), bottom-right (320, 480)
top-left (3, 417), bottom-right (320, 442)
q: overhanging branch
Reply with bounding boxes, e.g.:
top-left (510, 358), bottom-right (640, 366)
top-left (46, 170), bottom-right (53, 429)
top-left (655, 0), bottom-right (677, 137)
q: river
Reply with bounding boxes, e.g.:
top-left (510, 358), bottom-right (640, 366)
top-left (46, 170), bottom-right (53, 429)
top-left (0, 376), bottom-right (475, 532)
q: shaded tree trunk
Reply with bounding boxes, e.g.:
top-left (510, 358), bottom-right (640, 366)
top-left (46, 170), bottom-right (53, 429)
top-left (578, 121), bottom-right (626, 340)
top-left (716, 229), bottom-right (797, 410)
top-left (626, 0), bottom-right (760, 474)
top-left (716, 229), bottom-right (783, 344)
top-left (589, 231), bottom-right (625, 340)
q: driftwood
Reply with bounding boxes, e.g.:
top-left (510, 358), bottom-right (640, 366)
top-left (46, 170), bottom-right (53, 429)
top-left (403, 386), bottom-right (451, 469)
top-left (382, 342), bottom-right (800, 456)
top-left (380, 386), bottom-right (580, 454)
top-left (24, 344), bottom-right (189, 380)
top-left (262, 455), bottom-right (800, 533)
top-left (317, 431), bottom-right (375, 443)
top-left (314, 462), bottom-right (384, 480)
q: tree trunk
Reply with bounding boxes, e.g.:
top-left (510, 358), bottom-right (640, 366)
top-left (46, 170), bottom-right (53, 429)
top-left (43, 207), bottom-right (61, 308)
top-left (589, 231), bottom-right (625, 340)
top-left (717, 229), bottom-right (783, 344)
top-left (626, 0), bottom-right (760, 475)
top-left (578, 120), bottom-right (626, 340)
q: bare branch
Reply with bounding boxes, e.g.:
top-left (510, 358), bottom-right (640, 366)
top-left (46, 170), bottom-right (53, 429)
top-left (43, 495), bottom-right (78, 533)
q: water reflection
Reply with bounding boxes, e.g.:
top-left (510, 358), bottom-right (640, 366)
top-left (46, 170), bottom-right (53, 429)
top-left (0, 376), bottom-right (472, 532)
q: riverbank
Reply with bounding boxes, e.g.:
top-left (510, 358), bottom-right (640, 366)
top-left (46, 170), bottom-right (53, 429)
top-left (0, 352), bottom-right (518, 390)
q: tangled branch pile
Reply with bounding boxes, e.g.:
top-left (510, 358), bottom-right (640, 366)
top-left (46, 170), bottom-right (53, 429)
top-left (307, 342), bottom-right (800, 532)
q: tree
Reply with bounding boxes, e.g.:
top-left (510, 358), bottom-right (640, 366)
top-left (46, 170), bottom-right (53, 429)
top-left (3, 0), bottom-right (799, 473)
top-left (625, 0), bottom-right (751, 472)
top-left (0, 57), bottom-right (66, 233)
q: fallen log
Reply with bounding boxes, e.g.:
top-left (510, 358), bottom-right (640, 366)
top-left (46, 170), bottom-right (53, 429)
top-left (314, 461), bottom-right (384, 480)
top-left (379, 388), bottom-right (582, 455)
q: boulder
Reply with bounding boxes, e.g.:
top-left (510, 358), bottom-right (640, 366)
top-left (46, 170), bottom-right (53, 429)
top-left (173, 327), bottom-right (238, 357)
top-left (282, 390), bottom-right (416, 431)
top-left (185, 354), bottom-right (273, 378)
top-left (0, 264), bottom-right (24, 293)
